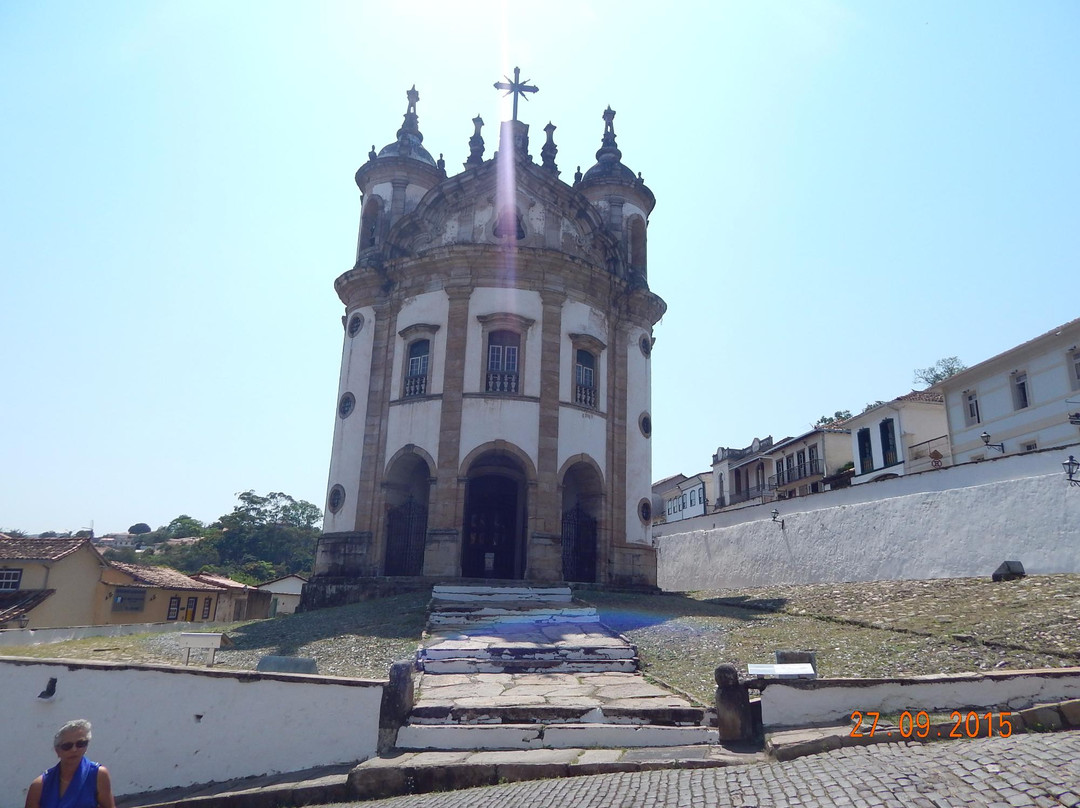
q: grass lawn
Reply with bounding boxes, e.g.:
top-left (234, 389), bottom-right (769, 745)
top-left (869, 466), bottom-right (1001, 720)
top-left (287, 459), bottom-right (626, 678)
top-left (3, 575), bottom-right (1077, 704)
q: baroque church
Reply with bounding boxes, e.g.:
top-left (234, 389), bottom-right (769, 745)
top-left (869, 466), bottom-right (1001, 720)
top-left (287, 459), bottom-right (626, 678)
top-left (305, 75), bottom-right (666, 602)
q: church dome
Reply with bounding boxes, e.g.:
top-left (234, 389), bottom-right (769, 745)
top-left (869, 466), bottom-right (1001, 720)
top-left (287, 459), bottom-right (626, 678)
top-left (373, 85), bottom-right (437, 167)
top-left (577, 106), bottom-right (639, 189)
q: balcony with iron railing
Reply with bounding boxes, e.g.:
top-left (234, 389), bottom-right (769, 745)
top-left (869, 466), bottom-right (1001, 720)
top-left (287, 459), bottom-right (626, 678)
top-left (768, 458), bottom-right (824, 489)
top-left (485, 371), bottom-right (519, 394)
top-left (905, 434), bottom-right (952, 474)
top-left (728, 485), bottom-right (768, 505)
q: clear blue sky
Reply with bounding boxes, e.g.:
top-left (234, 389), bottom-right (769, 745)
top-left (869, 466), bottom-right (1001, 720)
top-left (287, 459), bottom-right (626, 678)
top-left (2, 1), bottom-right (1077, 535)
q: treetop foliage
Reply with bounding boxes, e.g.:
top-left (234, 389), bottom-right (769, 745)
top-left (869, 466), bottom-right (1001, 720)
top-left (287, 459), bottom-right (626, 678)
top-left (814, 410), bottom-right (852, 428)
top-left (913, 356), bottom-right (967, 388)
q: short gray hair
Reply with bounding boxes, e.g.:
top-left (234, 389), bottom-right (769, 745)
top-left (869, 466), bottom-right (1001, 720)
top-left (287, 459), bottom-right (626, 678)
top-left (53, 719), bottom-right (92, 748)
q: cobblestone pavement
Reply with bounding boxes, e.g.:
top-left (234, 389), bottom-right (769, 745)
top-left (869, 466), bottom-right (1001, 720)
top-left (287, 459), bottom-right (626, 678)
top-left (327, 732), bottom-right (1080, 808)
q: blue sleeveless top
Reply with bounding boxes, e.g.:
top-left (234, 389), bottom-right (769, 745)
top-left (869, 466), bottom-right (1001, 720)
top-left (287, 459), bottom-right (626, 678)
top-left (41, 757), bottom-right (100, 808)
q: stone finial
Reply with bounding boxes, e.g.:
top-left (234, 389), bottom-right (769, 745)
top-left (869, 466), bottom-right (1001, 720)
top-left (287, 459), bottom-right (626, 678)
top-left (595, 105), bottom-right (623, 163)
top-left (396, 85), bottom-right (424, 142)
top-left (465, 115), bottom-right (485, 167)
top-left (437, 153), bottom-right (446, 173)
top-left (541, 121), bottom-right (559, 174)
top-left (574, 165), bottom-right (583, 185)
top-left (369, 144), bottom-right (377, 161)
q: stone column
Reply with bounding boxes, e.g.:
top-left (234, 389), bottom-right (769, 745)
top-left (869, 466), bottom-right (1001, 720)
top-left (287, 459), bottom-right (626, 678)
top-left (426, 286), bottom-right (472, 576)
top-left (529, 289), bottom-right (565, 581)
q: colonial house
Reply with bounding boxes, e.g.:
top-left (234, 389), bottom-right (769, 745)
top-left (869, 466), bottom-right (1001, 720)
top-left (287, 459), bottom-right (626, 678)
top-left (652, 472), bottom-right (712, 524)
top-left (191, 572), bottom-right (272, 621)
top-left (711, 437), bottom-right (778, 510)
top-left (846, 391), bottom-right (949, 484)
top-left (937, 317), bottom-right (1080, 464)
top-left (0, 536), bottom-right (223, 630)
top-left (762, 426), bottom-right (852, 499)
top-left (257, 574), bottom-right (308, 616)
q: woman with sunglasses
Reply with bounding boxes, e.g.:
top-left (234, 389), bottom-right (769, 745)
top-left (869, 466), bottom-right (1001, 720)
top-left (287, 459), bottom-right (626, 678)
top-left (24, 719), bottom-right (115, 808)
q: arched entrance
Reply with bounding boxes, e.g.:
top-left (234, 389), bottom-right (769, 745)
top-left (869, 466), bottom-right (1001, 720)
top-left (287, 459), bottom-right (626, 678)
top-left (383, 451), bottom-right (431, 576)
top-left (560, 459), bottom-right (604, 583)
top-left (462, 452), bottom-right (527, 579)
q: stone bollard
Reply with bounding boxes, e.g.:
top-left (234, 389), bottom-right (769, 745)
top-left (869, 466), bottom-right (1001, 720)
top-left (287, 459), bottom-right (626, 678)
top-left (379, 659), bottom-right (416, 752)
top-left (715, 663), bottom-right (754, 743)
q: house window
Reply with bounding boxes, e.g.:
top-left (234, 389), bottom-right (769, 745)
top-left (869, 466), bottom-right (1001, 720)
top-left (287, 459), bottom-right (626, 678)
top-left (112, 587), bottom-right (146, 612)
top-left (857, 428), bottom-right (873, 474)
top-left (167, 596), bottom-right (180, 621)
top-left (0, 569), bottom-right (22, 591)
top-left (689, 490), bottom-right (696, 506)
top-left (405, 339), bottom-right (431, 397)
top-left (1071, 350), bottom-right (1080, 391)
top-left (575, 349), bottom-right (597, 408)
top-left (808, 444), bottom-right (819, 474)
top-left (796, 449), bottom-right (806, 480)
top-left (964, 390), bottom-right (981, 426)
top-left (880, 418), bottom-right (898, 466)
top-left (202, 597), bottom-right (213, 620)
top-left (1012, 372), bottom-right (1030, 410)
top-left (1023, 441), bottom-right (1037, 453)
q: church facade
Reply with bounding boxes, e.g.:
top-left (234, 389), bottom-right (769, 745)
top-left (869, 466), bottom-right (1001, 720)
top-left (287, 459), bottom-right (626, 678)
top-left (306, 82), bottom-right (665, 599)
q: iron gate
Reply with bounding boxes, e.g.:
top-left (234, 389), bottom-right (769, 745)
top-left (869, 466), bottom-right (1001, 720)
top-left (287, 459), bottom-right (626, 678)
top-left (385, 496), bottom-right (428, 576)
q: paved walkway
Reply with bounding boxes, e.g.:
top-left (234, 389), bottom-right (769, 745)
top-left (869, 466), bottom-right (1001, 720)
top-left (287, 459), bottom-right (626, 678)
top-left (325, 731), bottom-right (1080, 808)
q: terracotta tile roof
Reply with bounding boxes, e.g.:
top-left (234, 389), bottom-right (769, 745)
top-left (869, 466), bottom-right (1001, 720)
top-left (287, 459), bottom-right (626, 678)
top-left (896, 390), bottom-right (945, 404)
top-left (0, 589), bottom-right (55, 624)
top-left (109, 562), bottom-right (222, 592)
top-left (0, 536), bottom-right (89, 562)
top-left (191, 572), bottom-right (251, 590)
top-left (258, 573), bottom-right (308, 586)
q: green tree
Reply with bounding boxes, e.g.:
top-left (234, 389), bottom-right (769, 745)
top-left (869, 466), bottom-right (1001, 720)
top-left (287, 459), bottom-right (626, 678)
top-left (1, 528), bottom-right (28, 538)
top-left (814, 410), bottom-right (852, 428)
top-left (128, 523), bottom-right (152, 535)
top-left (913, 356), bottom-right (967, 387)
top-left (165, 514), bottom-right (205, 540)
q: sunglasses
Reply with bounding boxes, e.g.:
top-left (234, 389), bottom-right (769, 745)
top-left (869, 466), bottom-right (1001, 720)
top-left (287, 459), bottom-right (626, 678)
top-left (57, 740), bottom-right (89, 751)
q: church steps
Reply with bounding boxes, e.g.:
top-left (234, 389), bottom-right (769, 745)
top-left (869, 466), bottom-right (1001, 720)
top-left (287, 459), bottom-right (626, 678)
top-left (408, 703), bottom-right (706, 726)
top-left (395, 723), bottom-right (719, 751)
top-left (420, 657), bottom-right (638, 674)
top-left (431, 584), bottom-right (573, 603)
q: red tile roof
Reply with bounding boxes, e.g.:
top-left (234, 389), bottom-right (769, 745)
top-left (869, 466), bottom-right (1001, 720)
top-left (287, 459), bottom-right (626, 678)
top-left (896, 390), bottom-right (945, 404)
top-left (0, 589), bottom-right (55, 625)
top-left (191, 572), bottom-right (251, 590)
top-left (0, 536), bottom-right (90, 562)
top-left (109, 562), bottom-right (222, 592)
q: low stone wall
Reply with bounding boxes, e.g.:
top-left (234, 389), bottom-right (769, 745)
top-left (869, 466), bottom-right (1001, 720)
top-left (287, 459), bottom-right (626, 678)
top-left (0, 620), bottom-right (218, 648)
top-left (2, 657), bottom-right (384, 802)
top-left (753, 668), bottom-right (1080, 730)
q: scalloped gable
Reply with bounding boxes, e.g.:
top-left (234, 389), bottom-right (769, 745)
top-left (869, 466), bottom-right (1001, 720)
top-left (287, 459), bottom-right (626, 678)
top-left (383, 156), bottom-right (622, 269)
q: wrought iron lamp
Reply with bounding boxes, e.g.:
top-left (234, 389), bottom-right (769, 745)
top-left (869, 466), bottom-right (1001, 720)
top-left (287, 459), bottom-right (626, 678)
top-left (17, 615), bottom-right (30, 629)
top-left (980, 432), bottom-right (1004, 453)
top-left (1064, 455), bottom-right (1080, 487)
top-left (771, 509), bottom-right (785, 530)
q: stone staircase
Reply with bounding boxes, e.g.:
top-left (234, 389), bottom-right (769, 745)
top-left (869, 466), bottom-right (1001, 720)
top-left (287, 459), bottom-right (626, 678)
top-left (396, 584), bottom-right (718, 751)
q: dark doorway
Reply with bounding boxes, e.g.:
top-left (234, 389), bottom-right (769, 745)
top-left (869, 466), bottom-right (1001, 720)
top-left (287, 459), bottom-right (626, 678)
top-left (462, 474), bottom-right (522, 578)
top-left (561, 504), bottom-right (597, 583)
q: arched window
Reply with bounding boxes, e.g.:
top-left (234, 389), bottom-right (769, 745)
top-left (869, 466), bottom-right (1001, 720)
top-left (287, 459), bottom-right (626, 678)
top-left (628, 216), bottom-right (646, 276)
top-left (486, 330), bottom-right (520, 393)
top-left (360, 197), bottom-right (382, 250)
top-left (575, 349), bottom-right (597, 408)
top-left (405, 340), bottom-right (430, 397)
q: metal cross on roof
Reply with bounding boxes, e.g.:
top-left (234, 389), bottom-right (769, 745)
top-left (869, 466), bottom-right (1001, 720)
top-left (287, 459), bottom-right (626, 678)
top-left (494, 67), bottom-right (538, 122)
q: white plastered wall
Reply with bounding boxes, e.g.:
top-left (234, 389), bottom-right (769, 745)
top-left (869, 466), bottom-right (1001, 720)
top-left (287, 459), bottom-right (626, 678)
top-left (560, 300), bottom-right (608, 407)
top-left (2, 659), bottom-right (382, 800)
top-left (390, 291), bottom-right (450, 399)
top-left (323, 305), bottom-right (375, 533)
top-left (459, 398), bottom-right (540, 470)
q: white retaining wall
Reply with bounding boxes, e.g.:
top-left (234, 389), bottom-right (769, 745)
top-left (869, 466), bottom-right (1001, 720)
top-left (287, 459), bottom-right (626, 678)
top-left (757, 668), bottom-right (1080, 730)
top-left (657, 449), bottom-right (1080, 590)
top-left (2, 658), bottom-right (383, 802)
top-left (0, 620), bottom-right (221, 648)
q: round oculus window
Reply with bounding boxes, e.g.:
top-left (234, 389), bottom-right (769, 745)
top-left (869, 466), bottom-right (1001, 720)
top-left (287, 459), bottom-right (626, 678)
top-left (639, 335), bottom-right (653, 357)
top-left (347, 313), bottom-right (364, 337)
top-left (328, 485), bottom-right (346, 514)
top-left (639, 412), bottom-right (652, 438)
top-left (638, 498), bottom-right (652, 524)
top-left (338, 392), bottom-right (356, 418)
